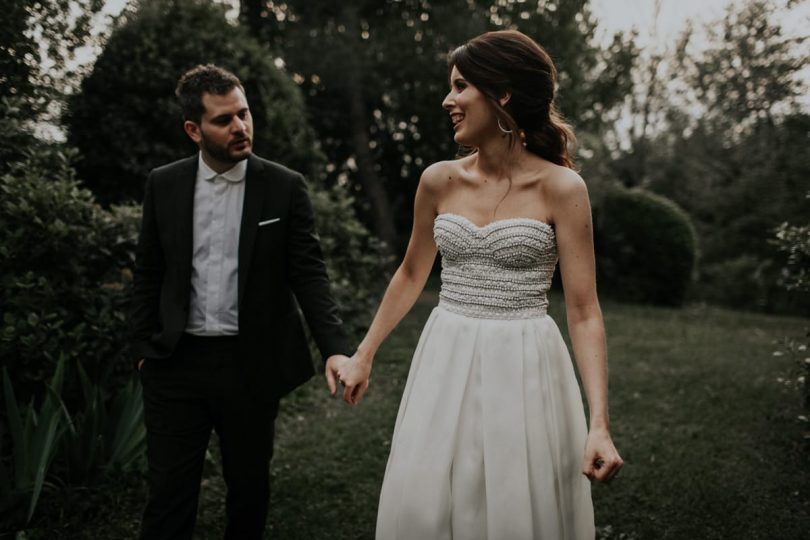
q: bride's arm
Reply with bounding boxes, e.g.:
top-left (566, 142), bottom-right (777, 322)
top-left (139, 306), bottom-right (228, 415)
top-left (331, 164), bottom-right (444, 404)
top-left (550, 168), bottom-right (623, 482)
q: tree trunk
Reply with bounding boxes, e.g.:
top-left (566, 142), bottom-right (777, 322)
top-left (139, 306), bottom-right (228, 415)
top-left (342, 5), bottom-right (397, 253)
top-left (240, 0), bottom-right (263, 37)
top-left (348, 84), bottom-right (398, 252)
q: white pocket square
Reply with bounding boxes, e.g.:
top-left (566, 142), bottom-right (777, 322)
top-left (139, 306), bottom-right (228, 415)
top-left (258, 218), bottom-right (281, 226)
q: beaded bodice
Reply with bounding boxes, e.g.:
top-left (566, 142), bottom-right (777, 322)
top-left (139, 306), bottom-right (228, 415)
top-left (434, 213), bottom-right (557, 319)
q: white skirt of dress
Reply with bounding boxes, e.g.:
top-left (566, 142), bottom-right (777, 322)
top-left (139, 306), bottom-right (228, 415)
top-left (376, 306), bottom-right (594, 540)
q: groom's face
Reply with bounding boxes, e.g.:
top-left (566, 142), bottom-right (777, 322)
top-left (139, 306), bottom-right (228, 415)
top-left (184, 87), bottom-right (253, 167)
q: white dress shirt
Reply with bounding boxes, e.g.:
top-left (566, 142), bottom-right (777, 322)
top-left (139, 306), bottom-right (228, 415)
top-left (185, 153), bottom-right (247, 336)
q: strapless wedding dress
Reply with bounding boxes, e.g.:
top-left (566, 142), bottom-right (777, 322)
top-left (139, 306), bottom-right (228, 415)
top-left (375, 213), bottom-right (594, 539)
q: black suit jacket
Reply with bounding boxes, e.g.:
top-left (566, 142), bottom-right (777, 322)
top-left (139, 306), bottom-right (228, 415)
top-left (129, 154), bottom-right (349, 397)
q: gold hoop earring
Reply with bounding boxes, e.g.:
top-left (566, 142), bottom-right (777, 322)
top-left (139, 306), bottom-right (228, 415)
top-left (497, 119), bottom-right (513, 134)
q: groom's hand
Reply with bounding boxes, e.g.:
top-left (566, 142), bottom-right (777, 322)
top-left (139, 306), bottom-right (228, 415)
top-left (325, 354), bottom-right (350, 397)
top-left (339, 353), bottom-right (372, 405)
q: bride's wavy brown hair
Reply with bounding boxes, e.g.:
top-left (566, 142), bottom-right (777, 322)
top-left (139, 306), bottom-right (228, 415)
top-left (448, 30), bottom-right (576, 169)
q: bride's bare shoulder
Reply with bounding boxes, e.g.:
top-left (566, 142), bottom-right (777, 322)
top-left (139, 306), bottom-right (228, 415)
top-left (419, 158), bottom-right (469, 194)
top-left (540, 162), bottom-right (588, 201)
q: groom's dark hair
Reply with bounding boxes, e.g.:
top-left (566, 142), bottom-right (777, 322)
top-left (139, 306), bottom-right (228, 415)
top-left (175, 64), bottom-right (245, 123)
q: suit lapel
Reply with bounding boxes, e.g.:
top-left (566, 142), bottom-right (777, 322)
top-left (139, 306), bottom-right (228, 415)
top-left (238, 155), bottom-right (269, 307)
top-left (176, 156), bottom-right (198, 303)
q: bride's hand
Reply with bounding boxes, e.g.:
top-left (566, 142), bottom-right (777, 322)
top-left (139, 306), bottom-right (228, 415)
top-left (582, 427), bottom-right (623, 483)
top-left (338, 352), bottom-right (373, 405)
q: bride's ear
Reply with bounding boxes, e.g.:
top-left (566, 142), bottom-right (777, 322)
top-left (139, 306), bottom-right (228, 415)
top-left (499, 91), bottom-right (512, 107)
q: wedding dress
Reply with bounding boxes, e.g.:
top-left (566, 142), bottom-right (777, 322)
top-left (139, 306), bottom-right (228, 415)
top-left (375, 213), bottom-right (594, 540)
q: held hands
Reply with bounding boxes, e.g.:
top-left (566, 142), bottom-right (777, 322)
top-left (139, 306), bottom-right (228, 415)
top-left (324, 352), bottom-right (372, 405)
top-left (582, 427), bottom-right (623, 483)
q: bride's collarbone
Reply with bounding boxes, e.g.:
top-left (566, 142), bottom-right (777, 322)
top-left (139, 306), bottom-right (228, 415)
top-left (439, 185), bottom-right (549, 225)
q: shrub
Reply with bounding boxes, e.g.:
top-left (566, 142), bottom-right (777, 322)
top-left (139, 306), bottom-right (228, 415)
top-left (0, 97), bottom-right (37, 177)
top-left (1, 358), bottom-right (71, 527)
top-left (694, 254), bottom-right (809, 316)
top-left (60, 364), bottom-right (146, 485)
top-left (773, 217), bottom-right (810, 294)
top-left (0, 357), bottom-right (145, 532)
top-left (67, 0), bottom-right (323, 205)
top-left (595, 188), bottom-right (697, 306)
top-left (311, 185), bottom-right (392, 340)
top-left (0, 146), bottom-right (138, 403)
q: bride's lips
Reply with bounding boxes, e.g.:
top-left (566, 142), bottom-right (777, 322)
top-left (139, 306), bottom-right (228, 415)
top-left (450, 113), bottom-right (464, 130)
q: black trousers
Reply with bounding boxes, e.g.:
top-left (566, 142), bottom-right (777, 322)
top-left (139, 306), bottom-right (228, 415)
top-left (139, 334), bottom-right (280, 540)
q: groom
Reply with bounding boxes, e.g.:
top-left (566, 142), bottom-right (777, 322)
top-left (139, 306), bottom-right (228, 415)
top-left (130, 64), bottom-right (350, 539)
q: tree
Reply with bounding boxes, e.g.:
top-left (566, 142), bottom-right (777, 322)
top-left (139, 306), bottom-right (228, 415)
top-left (67, 0), bottom-right (324, 204)
top-left (610, 0), bottom-right (810, 312)
top-left (0, 97), bottom-right (38, 175)
top-left (0, 0), bottom-right (106, 118)
top-left (656, 1), bottom-right (808, 263)
top-left (0, 0), bottom-right (37, 103)
top-left (242, 0), bottom-right (635, 251)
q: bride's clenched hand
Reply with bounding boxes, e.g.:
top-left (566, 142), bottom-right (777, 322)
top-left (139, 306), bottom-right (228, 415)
top-left (337, 352), bottom-right (373, 405)
top-left (582, 427), bottom-right (623, 483)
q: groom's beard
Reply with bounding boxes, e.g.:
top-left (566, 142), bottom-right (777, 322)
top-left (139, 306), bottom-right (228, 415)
top-left (200, 130), bottom-right (252, 163)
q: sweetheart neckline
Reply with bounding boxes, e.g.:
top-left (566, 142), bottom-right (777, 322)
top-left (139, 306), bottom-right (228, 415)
top-left (435, 212), bottom-right (555, 233)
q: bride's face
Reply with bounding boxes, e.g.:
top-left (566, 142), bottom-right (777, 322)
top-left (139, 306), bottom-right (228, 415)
top-left (442, 66), bottom-right (497, 147)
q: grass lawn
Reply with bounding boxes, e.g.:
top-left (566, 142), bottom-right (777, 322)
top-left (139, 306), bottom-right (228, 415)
top-left (25, 292), bottom-right (809, 539)
top-left (240, 293), bottom-right (809, 539)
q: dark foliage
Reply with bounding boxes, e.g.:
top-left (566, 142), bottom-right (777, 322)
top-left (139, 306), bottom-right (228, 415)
top-left (247, 0), bottom-right (636, 250)
top-left (67, 0), bottom-right (322, 205)
top-left (0, 98), bottom-right (37, 176)
top-left (596, 188), bottom-right (697, 306)
top-left (0, 147), bottom-right (139, 404)
top-left (609, 0), bottom-right (809, 313)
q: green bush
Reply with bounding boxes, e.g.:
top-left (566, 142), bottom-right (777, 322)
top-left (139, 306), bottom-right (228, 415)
top-left (312, 185), bottom-right (392, 340)
top-left (0, 97), bottom-right (37, 177)
top-left (67, 0), bottom-right (323, 205)
top-left (773, 217), bottom-right (810, 293)
top-left (595, 188), bottom-right (697, 306)
top-left (696, 253), bottom-right (810, 315)
top-left (61, 363), bottom-right (146, 486)
top-left (1, 357), bottom-right (145, 532)
top-left (1, 358), bottom-right (70, 527)
top-left (0, 146), bottom-right (139, 403)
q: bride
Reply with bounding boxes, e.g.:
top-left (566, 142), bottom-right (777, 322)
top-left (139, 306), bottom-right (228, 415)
top-left (328, 29), bottom-right (623, 539)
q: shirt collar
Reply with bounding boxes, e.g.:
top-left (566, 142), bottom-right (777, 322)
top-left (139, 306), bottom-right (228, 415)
top-left (197, 152), bottom-right (247, 183)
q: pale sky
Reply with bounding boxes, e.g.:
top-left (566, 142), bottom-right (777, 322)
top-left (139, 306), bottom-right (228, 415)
top-left (589, 0), bottom-right (809, 110)
top-left (590, 0), bottom-right (809, 47)
top-left (99, 0), bottom-right (809, 48)
top-left (49, 0), bottom-right (807, 140)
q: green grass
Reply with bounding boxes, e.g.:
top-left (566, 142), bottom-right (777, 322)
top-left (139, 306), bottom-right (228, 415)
top-left (591, 301), bottom-right (809, 539)
top-left (21, 293), bottom-right (809, 539)
top-left (260, 294), bottom-right (809, 539)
